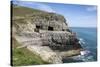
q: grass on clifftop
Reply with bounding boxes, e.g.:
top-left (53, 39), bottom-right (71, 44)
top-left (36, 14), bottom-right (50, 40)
top-left (12, 38), bottom-right (50, 66)
top-left (12, 5), bottom-right (45, 16)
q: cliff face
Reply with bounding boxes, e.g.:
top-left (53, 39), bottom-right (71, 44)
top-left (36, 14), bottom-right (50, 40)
top-left (12, 6), bottom-right (82, 64)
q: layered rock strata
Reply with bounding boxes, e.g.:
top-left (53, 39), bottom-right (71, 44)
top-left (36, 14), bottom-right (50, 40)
top-left (12, 6), bottom-right (82, 63)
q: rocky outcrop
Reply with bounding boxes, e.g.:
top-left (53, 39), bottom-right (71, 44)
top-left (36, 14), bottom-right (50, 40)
top-left (12, 6), bottom-right (82, 64)
top-left (27, 45), bottom-right (63, 63)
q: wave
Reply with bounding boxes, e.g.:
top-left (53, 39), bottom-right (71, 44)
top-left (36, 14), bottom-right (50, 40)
top-left (79, 38), bottom-right (86, 45)
top-left (69, 50), bottom-right (95, 62)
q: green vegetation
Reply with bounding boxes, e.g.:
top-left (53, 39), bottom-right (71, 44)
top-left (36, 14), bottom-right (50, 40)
top-left (12, 38), bottom-right (50, 66)
top-left (12, 5), bottom-right (45, 16)
top-left (12, 5), bottom-right (64, 19)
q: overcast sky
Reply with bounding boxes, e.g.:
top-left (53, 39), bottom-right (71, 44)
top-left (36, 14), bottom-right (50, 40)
top-left (12, 0), bottom-right (97, 27)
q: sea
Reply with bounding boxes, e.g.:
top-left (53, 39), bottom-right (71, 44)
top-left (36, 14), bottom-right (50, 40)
top-left (63, 27), bottom-right (97, 63)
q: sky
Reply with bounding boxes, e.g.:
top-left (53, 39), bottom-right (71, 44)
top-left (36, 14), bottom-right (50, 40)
top-left (12, 0), bottom-right (97, 27)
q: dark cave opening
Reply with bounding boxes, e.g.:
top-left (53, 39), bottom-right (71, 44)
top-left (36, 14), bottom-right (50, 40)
top-left (48, 26), bottom-right (54, 31)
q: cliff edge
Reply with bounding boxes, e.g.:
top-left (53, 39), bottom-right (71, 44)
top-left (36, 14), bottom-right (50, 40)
top-left (12, 5), bottom-right (82, 64)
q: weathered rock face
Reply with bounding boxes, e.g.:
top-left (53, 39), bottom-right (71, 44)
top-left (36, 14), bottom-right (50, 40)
top-left (12, 6), bottom-right (82, 64)
top-left (40, 31), bottom-right (82, 51)
top-left (13, 13), bottom-right (70, 33)
top-left (27, 45), bottom-right (63, 63)
top-left (13, 6), bottom-right (70, 33)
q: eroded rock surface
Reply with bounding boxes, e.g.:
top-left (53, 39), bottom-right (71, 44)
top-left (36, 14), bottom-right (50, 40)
top-left (12, 5), bottom-right (82, 63)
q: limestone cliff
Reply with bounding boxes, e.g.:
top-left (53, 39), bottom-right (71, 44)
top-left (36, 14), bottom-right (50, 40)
top-left (12, 5), bottom-right (82, 64)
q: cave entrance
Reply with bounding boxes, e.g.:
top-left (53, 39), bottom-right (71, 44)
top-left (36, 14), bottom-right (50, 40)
top-left (34, 25), bottom-right (40, 32)
top-left (62, 29), bottom-right (65, 31)
top-left (36, 25), bottom-right (40, 29)
top-left (48, 26), bottom-right (54, 31)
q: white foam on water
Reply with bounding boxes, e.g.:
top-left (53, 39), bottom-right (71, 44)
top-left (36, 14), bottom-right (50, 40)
top-left (71, 50), bottom-right (94, 62)
top-left (80, 50), bottom-right (91, 56)
top-left (68, 37), bottom-right (95, 62)
top-left (79, 38), bottom-right (86, 45)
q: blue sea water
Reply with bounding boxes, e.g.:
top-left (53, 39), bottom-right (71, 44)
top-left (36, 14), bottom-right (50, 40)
top-left (63, 27), bottom-right (97, 63)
